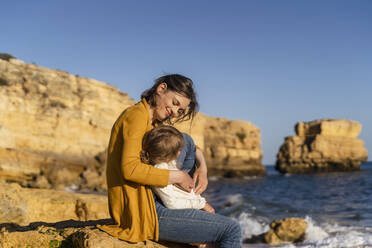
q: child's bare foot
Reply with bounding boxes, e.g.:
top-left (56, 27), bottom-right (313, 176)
top-left (189, 243), bottom-right (210, 248)
top-left (202, 202), bottom-right (215, 213)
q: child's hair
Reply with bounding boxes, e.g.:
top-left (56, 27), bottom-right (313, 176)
top-left (140, 126), bottom-right (184, 165)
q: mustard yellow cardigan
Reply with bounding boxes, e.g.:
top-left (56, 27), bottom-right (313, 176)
top-left (98, 98), bottom-right (170, 242)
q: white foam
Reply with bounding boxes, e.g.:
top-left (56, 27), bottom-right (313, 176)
top-left (208, 176), bottom-right (220, 181)
top-left (226, 194), bottom-right (244, 205)
top-left (301, 217), bottom-right (372, 247)
top-left (241, 215), bottom-right (372, 248)
top-left (304, 216), bottom-right (329, 243)
top-left (236, 212), bottom-right (269, 239)
top-left (308, 226), bottom-right (372, 247)
top-left (243, 176), bottom-right (258, 180)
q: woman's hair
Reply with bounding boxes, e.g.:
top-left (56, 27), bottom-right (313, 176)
top-left (140, 126), bottom-right (185, 165)
top-left (141, 74), bottom-right (199, 124)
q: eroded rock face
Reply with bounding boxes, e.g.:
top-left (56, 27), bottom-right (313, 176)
top-left (0, 181), bottom-right (109, 226)
top-left (0, 58), bottom-right (134, 190)
top-left (175, 115), bottom-right (265, 177)
top-left (276, 119), bottom-right (368, 173)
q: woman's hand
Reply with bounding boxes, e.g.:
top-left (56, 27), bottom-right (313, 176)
top-left (194, 149), bottom-right (208, 194)
top-left (169, 170), bottom-right (194, 192)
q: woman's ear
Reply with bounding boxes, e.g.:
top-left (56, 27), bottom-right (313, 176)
top-left (156, 82), bottom-right (168, 95)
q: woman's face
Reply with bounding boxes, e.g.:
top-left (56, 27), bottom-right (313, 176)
top-left (152, 83), bottom-right (191, 122)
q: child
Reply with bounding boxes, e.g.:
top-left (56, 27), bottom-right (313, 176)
top-left (140, 126), bottom-right (215, 213)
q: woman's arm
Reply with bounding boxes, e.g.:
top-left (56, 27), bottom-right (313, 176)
top-left (120, 109), bottom-right (171, 187)
top-left (193, 148), bottom-right (208, 194)
top-left (119, 108), bottom-right (194, 189)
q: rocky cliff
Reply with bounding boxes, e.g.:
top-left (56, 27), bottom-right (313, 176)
top-left (0, 57), bottom-right (135, 191)
top-left (175, 116), bottom-right (264, 177)
top-left (0, 56), bottom-right (264, 191)
top-left (276, 119), bottom-right (368, 173)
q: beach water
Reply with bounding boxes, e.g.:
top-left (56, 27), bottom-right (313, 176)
top-left (205, 162), bottom-right (372, 247)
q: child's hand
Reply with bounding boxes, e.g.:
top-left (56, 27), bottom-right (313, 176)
top-left (202, 202), bottom-right (215, 213)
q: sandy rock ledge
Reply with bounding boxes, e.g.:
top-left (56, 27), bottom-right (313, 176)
top-left (0, 182), bottom-right (192, 247)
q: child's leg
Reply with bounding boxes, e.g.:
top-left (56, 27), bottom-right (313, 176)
top-left (177, 133), bottom-right (197, 174)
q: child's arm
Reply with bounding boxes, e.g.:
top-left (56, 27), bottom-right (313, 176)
top-left (193, 148), bottom-right (208, 194)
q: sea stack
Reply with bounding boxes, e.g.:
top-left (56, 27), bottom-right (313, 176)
top-left (276, 119), bottom-right (368, 173)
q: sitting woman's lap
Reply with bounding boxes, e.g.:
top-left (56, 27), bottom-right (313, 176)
top-left (155, 197), bottom-right (242, 247)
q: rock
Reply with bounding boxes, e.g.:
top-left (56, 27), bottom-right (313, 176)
top-left (264, 218), bottom-right (307, 245)
top-left (0, 224), bottom-right (193, 248)
top-left (296, 119), bottom-right (361, 138)
top-left (244, 217), bottom-right (307, 245)
top-left (0, 225), bottom-right (68, 248)
top-left (0, 181), bottom-right (109, 225)
top-left (71, 227), bottom-right (193, 248)
top-left (175, 116), bottom-right (265, 177)
top-left (0, 59), bottom-right (134, 191)
top-left (0, 182), bottom-right (197, 247)
top-left (276, 119), bottom-right (368, 173)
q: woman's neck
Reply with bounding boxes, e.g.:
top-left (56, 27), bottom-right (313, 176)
top-left (149, 106), bottom-right (154, 123)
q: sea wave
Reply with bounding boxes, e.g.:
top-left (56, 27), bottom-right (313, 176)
top-left (238, 214), bottom-right (372, 248)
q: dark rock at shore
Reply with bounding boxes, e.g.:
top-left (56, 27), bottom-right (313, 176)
top-left (244, 217), bottom-right (307, 245)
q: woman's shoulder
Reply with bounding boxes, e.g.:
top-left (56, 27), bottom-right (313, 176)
top-left (112, 100), bottom-right (149, 130)
top-left (125, 100), bottom-right (148, 115)
top-left (116, 100), bottom-right (148, 122)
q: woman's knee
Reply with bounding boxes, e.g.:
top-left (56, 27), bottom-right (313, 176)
top-left (221, 218), bottom-right (242, 246)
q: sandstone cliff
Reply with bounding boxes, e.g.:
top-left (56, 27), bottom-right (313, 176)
top-left (0, 57), bottom-right (134, 191)
top-left (0, 57), bottom-right (264, 192)
top-left (175, 116), bottom-right (264, 177)
top-left (276, 119), bottom-right (368, 173)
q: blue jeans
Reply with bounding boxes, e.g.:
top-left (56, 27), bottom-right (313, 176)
top-left (154, 133), bottom-right (242, 247)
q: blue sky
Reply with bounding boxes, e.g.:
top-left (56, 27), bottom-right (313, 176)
top-left (2, 1), bottom-right (371, 164)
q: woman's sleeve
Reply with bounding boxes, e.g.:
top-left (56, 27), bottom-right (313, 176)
top-left (120, 109), bottom-right (169, 187)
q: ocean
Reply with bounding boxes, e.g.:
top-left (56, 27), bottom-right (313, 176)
top-left (205, 162), bottom-right (372, 248)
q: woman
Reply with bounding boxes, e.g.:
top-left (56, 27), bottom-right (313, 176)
top-left (98, 74), bottom-right (242, 247)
